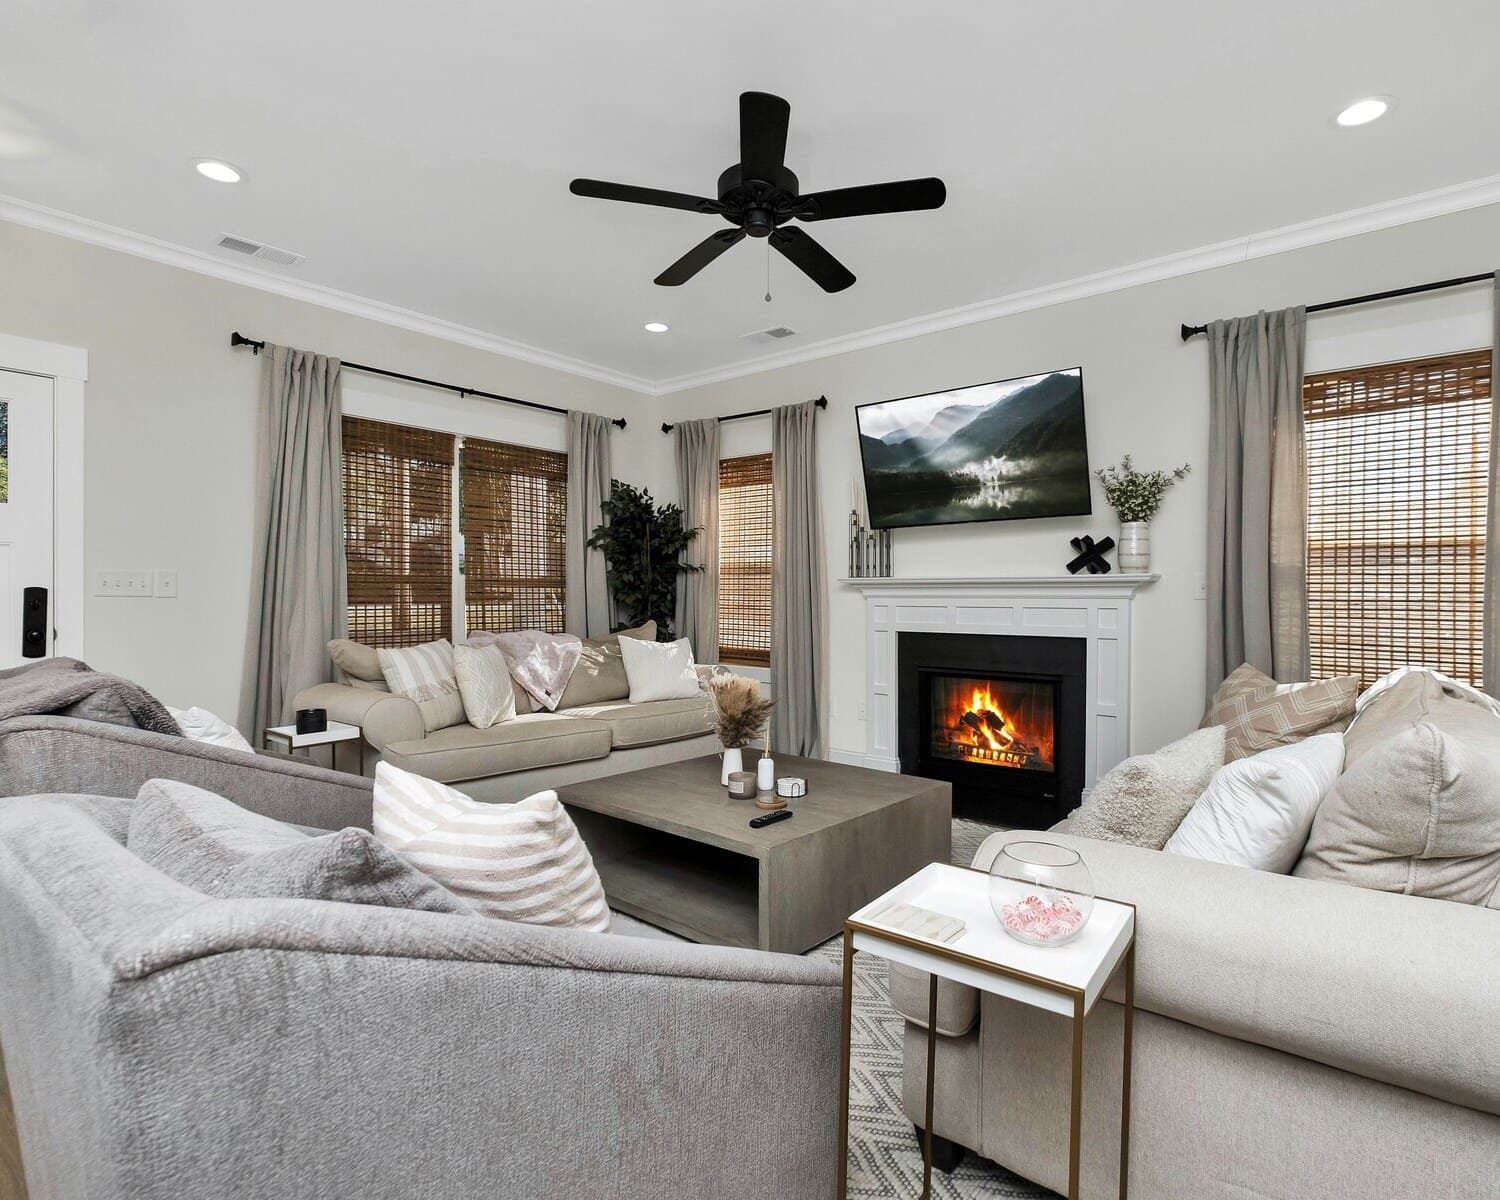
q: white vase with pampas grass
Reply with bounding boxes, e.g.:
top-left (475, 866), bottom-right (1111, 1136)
top-left (708, 675), bottom-right (775, 787)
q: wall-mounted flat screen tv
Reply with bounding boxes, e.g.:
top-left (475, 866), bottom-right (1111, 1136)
top-left (856, 368), bottom-right (1092, 530)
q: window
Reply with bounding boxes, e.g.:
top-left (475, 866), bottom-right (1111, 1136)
top-left (342, 416), bottom-right (455, 648)
top-left (717, 452), bottom-right (773, 666)
top-left (342, 416), bottom-right (567, 646)
top-left (461, 437), bottom-right (568, 635)
top-left (1304, 348), bottom-right (1492, 688)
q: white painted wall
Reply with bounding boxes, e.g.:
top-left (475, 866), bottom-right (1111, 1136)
top-left (660, 203), bottom-right (1500, 761)
top-left (0, 220), bottom-right (668, 720)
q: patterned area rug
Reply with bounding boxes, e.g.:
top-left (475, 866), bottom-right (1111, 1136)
top-left (807, 818), bottom-right (1059, 1199)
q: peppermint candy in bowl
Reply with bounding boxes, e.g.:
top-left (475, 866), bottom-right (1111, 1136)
top-left (988, 840), bottom-right (1094, 947)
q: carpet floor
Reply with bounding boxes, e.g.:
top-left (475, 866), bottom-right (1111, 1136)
top-left (807, 818), bottom-right (1059, 1199)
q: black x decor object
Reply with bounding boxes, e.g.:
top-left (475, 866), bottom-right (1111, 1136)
top-left (1066, 535), bottom-right (1115, 575)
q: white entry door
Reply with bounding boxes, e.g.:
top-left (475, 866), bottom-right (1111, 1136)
top-left (0, 370), bottom-right (55, 667)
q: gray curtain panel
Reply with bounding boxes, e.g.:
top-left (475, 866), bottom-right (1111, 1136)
top-left (674, 418), bottom-right (720, 657)
top-left (1485, 273), bottom-right (1500, 695)
top-left (771, 399), bottom-right (827, 756)
top-left (565, 411), bottom-right (613, 637)
top-left (239, 345), bottom-right (347, 737)
top-left (1205, 306), bottom-right (1309, 694)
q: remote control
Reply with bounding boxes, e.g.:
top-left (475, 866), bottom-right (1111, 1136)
top-left (749, 809), bottom-right (794, 829)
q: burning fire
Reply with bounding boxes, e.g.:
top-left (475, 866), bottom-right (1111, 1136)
top-left (931, 677), bottom-right (1055, 772)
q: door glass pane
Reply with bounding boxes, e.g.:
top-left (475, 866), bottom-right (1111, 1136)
top-left (0, 400), bottom-right (8, 503)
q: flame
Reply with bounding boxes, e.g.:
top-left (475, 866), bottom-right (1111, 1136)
top-left (930, 676), bottom-right (1056, 773)
top-left (968, 686), bottom-right (1011, 750)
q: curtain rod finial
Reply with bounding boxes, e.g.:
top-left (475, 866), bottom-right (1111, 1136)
top-left (1180, 323), bottom-right (1206, 342)
top-left (613, 418), bottom-right (628, 430)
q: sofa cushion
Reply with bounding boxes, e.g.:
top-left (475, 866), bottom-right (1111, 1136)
top-left (380, 712), bottom-right (613, 783)
top-left (328, 638), bottom-right (389, 691)
top-left (128, 779), bottom-right (468, 914)
top-left (566, 697), bottom-right (714, 749)
top-left (557, 621), bottom-right (656, 709)
top-left (1165, 733), bottom-right (1344, 873)
top-left (1071, 726), bottom-right (1225, 849)
top-left (373, 762), bottom-right (609, 931)
top-left (1294, 672), bottom-right (1500, 905)
top-left (378, 639), bottom-right (467, 733)
top-left (1202, 663), bottom-right (1358, 761)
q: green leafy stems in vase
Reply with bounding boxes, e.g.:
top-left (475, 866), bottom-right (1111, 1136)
top-left (1093, 455), bottom-right (1190, 574)
top-left (708, 674), bottom-right (775, 787)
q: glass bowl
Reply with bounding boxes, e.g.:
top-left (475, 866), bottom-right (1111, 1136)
top-left (988, 840), bottom-right (1095, 947)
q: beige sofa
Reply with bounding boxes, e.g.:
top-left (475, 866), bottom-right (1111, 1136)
top-left (293, 627), bottom-right (720, 802)
top-left (896, 671), bottom-right (1500, 1199)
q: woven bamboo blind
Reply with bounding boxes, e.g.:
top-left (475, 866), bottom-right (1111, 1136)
top-left (461, 437), bottom-right (568, 635)
top-left (342, 416), bottom-right (455, 648)
top-left (1304, 348), bottom-right (1493, 688)
top-left (717, 452), bottom-right (774, 667)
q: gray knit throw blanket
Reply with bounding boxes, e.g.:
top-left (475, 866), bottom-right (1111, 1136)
top-left (0, 657), bottom-right (182, 736)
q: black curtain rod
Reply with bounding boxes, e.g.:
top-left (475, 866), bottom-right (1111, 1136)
top-left (229, 332), bottom-right (628, 429)
top-left (1180, 271), bottom-right (1494, 341)
top-left (660, 395), bottom-right (827, 434)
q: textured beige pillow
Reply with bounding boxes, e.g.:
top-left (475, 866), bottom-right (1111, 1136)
top-left (557, 620), bottom-right (657, 709)
top-left (1202, 663), bottom-right (1358, 761)
top-left (373, 762), bottom-right (610, 930)
top-left (1072, 726), bottom-right (1226, 849)
top-left (452, 643), bottom-right (517, 729)
top-left (1294, 673), bottom-right (1500, 906)
top-left (377, 639), bottom-right (467, 733)
top-left (328, 638), bottom-right (389, 692)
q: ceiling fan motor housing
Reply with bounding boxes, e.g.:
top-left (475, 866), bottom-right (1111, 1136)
top-left (717, 163), bottom-right (800, 235)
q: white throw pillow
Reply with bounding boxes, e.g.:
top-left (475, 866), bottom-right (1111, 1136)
top-left (168, 706), bottom-right (255, 753)
top-left (1166, 733), bottom-right (1345, 873)
top-left (373, 763), bottom-right (609, 931)
top-left (377, 639), bottom-right (466, 733)
top-left (619, 636), bottom-right (700, 703)
top-left (452, 643), bottom-right (517, 729)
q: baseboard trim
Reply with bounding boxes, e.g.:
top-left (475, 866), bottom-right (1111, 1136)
top-left (827, 748), bottom-right (900, 773)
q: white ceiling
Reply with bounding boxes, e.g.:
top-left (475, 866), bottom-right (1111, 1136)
top-left (3, 1), bottom-right (1499, 390)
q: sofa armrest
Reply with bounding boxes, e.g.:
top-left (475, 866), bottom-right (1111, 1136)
top-left (294, 682), bottom-right (422, 750)
top-left (962, 828), bottom-right (1500, 1116)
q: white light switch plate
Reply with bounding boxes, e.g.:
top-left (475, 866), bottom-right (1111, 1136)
top-left (154, 569), bottom-right (178, 598)
top-left (1193, 572), bottom-right (1207, 600)
top-left (93, 569), bottom-right (152, 597)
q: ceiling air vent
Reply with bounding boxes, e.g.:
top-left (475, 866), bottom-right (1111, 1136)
top-left (215, 233), bottom-right (305, 267)
top-left (740, 325), bottom-right (797, 345)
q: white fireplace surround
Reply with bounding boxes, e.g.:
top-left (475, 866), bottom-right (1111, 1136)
top-left (840, 575), bottom-right (1159, 789)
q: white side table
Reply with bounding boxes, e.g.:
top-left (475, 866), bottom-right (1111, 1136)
top-left (838, 861), bottom-right (1136, 1200)
top-left (263, 720), bottom-right (365, 774)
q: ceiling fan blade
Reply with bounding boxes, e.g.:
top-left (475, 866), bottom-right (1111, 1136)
top-left (796, 177), bottom-right (947, 221)
top-left (570, 178), bottom-right (723, 214)
top-left (739, 91), bottom-right (791, 182)
top-left (769, 226), bottom-right (855, 293)
top-left (655, 229), bottom-right (746, 286)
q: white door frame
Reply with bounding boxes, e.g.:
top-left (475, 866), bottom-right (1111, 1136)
top-left (0, 332), bottom-right (86, 659)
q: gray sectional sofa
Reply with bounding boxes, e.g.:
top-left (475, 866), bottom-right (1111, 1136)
top-left (0, 716), bottom-right (841, 1200)
top-left (295, 628), bottom-right (721, 800)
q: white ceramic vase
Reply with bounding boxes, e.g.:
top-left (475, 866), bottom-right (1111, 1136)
top-left (721, 746), bottom-right (744, 786)
top-left (1118, 520), bottom-right (1151, 573)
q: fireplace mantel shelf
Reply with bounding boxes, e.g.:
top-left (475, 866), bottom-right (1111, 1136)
top-left (840, 574), bottom-right (1159, 594)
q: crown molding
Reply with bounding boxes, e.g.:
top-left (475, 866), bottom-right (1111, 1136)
top-left (0, 194), bottom-right (656, 395)
top-left (6, 172), bottom-right (1500, 399)
top-left (652, 172), bottom-right (1500, 394)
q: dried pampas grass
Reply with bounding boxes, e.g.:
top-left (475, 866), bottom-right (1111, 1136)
top-left (709, 675), bottom-right (775, 749)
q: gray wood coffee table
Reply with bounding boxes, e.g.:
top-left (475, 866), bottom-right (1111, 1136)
top-left (557, 755), bottom-right (952, 953)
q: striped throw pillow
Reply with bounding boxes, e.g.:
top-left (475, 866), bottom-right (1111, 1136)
top-left (377, 639), bottom-right (467, 733)
top-left (373, 762), bottom-right (610, 931)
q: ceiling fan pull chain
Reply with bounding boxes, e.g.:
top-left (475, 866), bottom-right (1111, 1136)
top-left (765, 239), bottom-right (772, 303)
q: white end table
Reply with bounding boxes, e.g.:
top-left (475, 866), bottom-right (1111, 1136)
top-left (263, 720), bottom-right (365, 774)
top-left (838, 861), bottom-right (1136, 1200)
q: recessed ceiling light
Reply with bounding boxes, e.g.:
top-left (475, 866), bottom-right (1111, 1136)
top-left (195, 159), bottom-right (244, 183)
top-left (644, 322), bottom-right (670, 333)
top-left (1336, 97), bottom-right (1392, 127)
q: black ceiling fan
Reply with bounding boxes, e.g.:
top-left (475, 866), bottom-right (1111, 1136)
top-left (570, 91), bottom-right (946, 293)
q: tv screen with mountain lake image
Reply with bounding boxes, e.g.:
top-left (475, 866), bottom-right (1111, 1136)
top-left (856, 369), bottom-right (1091, 529)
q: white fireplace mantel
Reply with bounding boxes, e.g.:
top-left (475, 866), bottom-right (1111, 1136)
top-left (841, 575), bottom-right (1159, 786)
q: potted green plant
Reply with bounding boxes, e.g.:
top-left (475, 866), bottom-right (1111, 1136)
top-left (587, 481), bottom-right (699, 638)
top-left (1093, 455), bottom-right (1190, 572)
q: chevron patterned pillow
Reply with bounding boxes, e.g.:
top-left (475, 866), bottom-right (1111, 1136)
top-left (373, 762), bottom-right (610, 931)
top-left (453, 642), bottom-right (517, 729)
top-left (1203, 663), bottom-right (1358, 761)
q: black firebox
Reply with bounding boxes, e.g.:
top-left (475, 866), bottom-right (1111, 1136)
top-left (897, 631), bottom-right (1086, 827)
